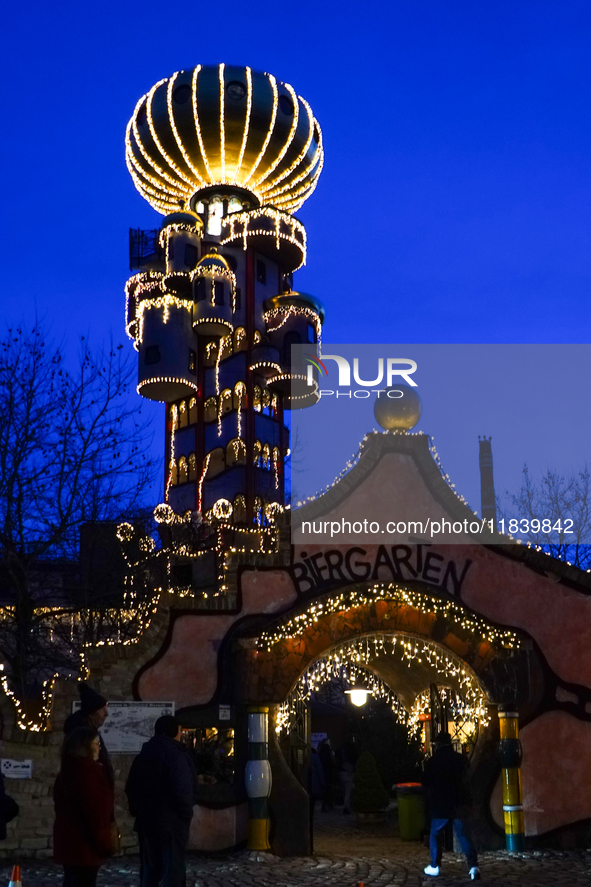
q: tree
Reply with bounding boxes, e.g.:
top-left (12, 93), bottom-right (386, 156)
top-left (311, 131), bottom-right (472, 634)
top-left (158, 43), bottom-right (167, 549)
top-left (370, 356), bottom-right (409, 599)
top-left (0, 324), bottom-right (156, 704)
top-left (353, 750), bottom-right (390, 813)
top-left (501, 465), bottom-right (591, 569)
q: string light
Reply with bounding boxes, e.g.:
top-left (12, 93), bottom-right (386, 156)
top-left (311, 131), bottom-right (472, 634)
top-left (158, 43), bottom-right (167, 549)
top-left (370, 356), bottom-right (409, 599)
top-left (219, 63), bottom-right (226, 181)
top-left (233, 66), bottom-right (252, 182)
top-left (126, 65), bottom-right (323, 215)
top-left (258, 582), bottom-right (520, 651)
top-left (264, 304), bottom-right (321, 344)
top-left (167, 72), bottom-right (206, 186)
top-left (221, 207), bottom-right (306, 271)
top-left (137, 377), bottom-right (198, 401)
top-left (275, 635), bottom-right (490, 737)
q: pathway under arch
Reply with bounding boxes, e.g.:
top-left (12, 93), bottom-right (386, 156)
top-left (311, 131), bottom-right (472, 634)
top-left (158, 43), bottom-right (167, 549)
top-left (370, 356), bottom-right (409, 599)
top-left (236, 581), bottom-right (528, 856)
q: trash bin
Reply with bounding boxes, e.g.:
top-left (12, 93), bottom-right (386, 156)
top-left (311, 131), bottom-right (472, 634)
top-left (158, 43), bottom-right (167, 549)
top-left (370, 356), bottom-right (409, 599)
top-left (395, 782), bottom-right (426, 840)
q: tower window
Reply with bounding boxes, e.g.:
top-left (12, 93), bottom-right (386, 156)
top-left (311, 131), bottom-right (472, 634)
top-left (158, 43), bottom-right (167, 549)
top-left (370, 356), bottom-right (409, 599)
top-left (256, 260), bottom-right (266, 284)
top-left (226, 81), bottom-right (246, 101)
top-left (235, 288), bottom-right (241, 311)
top-left (184, 244), bottom-right (198, 267)
top-left (283, 331), bottom-right (301, 366)
top-left (307, 324), bottom-right (315, 343)
top-left (188, 349), bottom-right (196, 376)
top-left (145, 345), bottom-right (161, 365)
top-left (207, 197), bottom-right (223, 236)
top-left (173, 84), bottom-right (191, 105)
top-left (195, 279), bottom-right (206, 302)
top-left (214, 281), bottom-right (225, 305)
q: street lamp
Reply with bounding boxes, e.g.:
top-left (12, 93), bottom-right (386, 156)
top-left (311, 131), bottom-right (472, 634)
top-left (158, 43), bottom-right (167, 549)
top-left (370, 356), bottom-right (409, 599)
top-left (345, 685), bottom-right (369, 707)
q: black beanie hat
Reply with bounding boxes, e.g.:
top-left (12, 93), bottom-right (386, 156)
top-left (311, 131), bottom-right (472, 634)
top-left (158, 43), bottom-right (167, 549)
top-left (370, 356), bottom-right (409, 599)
top-left (78, 682), bottom-right (107, 715)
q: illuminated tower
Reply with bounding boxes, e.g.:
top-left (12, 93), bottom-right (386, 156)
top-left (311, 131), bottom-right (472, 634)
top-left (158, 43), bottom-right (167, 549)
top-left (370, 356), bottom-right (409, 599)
top-left (125, 65), bottom-right (324, 528)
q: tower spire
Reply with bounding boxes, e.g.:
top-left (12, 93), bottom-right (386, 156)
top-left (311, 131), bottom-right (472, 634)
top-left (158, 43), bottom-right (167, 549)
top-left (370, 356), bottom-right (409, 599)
top-left (478, 436), bottom-right (497, 526)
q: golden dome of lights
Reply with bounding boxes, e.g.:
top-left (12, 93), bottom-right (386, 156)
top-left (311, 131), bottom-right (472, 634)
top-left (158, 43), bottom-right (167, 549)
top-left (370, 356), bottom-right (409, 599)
top-left (126, 64), bottom-right (324, 216)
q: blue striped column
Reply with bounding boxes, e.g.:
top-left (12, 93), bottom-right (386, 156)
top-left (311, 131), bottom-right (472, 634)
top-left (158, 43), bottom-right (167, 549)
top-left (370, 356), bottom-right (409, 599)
top-left (245, 705), bottom-right (272, 851)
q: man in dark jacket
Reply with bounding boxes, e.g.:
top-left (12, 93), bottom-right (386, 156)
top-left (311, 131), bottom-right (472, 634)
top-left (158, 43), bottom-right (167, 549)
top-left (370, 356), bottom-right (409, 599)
top-left (125, 715), bottom-right (198, 887)
top-left (422, 731), bottom-right (480, 880)
top-left (63, 682), bottom-right (113, 785)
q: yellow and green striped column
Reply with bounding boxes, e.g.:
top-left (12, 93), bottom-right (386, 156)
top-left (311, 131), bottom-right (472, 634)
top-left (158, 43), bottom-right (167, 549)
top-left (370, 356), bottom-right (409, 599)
top-left (245, 705), bottom-right (272, 851)
top-left (498, 708), bottom-right (525, 851)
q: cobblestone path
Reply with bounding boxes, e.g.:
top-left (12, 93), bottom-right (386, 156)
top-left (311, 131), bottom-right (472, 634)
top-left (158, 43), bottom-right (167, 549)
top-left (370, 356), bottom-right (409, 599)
top-left (2, 811), bottom-right (590, 886)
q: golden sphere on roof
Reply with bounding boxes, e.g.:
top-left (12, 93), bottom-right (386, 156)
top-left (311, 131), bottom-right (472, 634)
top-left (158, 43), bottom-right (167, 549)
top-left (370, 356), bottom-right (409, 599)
top-left (374, 386), bottom-right (422, 431)
top-left (126, 64), bottom-right (324, 216)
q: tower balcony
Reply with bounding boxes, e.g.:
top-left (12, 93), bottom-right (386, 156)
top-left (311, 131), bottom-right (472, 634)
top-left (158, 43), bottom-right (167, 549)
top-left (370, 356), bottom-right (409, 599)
top-left (220, 207), bottom-right (306, 273)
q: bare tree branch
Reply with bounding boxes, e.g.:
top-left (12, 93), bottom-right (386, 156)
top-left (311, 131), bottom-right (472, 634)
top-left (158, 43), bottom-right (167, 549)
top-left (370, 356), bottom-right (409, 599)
top-left (500, 464), bottom-right (591, 569)
top-left (0, 324), bottom-right (157, 701)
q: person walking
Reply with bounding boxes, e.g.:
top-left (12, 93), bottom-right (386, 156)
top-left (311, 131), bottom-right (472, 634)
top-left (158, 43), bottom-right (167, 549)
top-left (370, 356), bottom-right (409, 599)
top-left (422, 731), bottom-right (480, 881)
top-left (306, 746), bottom-right (325, 852)
top-left (125, 715), bottom-right (198, 887)
top-left (53, 726), bottom-right (115, 887)
top-left (64, 682), bottom-right (113, 785)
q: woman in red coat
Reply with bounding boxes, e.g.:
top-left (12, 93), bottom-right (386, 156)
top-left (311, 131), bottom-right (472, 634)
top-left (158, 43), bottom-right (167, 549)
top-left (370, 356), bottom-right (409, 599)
top-left (54, 725), bottom-right (115, 887)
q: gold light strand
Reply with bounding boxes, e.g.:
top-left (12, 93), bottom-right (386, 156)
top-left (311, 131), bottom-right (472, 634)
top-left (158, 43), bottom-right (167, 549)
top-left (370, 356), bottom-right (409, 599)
top-left (137, 80), bottom-right (188, 192)
top-left (264, 124), bottom-right (323, 202)
top-left (220, 207), bottom-right (307, 270)
top-left (258, 582), bottom-right (520, 651)
top-left (134, 295), bottom-right (193, 348)
top-left (137, 377), bottom-right (198, 401)
top-left (167, 72), bottom-right (206, 186)
top-left (219, 63), bottom-right (226, 180)
top-left (148, 80), bottom-right (194, 188)
top-left (198, 452), bottom-right (211, 512)
top-left (235, 381), bottom-right (246, 437)
top-left (233, 66), bottom-right (252, 182)
top-left (242, 74), bottom-right (278, 187)
top-left (255, 82), bottom-right (299, 188)
top-left (192, 65), bottom-right (213, 180)
top-left (262, 95), bottom-right (314, 193)
top-left (264, 304), bottom-right (321, 341)
top-left (165, 405), bottom-right (178, 502)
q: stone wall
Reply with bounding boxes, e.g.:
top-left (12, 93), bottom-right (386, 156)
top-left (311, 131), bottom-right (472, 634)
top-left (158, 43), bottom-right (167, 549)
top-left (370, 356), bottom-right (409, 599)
top-left (0, 591), bottom-right (247, 861)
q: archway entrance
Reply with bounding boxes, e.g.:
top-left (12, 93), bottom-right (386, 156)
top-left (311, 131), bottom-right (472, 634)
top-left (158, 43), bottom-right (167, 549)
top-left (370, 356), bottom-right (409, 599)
top-left (276, 631), bottom-right (492, 757)
top-left (239, 580), bottom-right (525, 856)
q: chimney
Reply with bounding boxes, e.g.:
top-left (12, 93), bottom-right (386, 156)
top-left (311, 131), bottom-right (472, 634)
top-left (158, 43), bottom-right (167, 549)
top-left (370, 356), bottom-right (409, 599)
top-left (479, 436), bottom-right (497, 526)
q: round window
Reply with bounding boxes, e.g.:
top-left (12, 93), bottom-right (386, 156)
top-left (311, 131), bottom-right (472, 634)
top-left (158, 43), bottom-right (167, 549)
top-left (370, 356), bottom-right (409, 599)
top-left (226, 81), bottom-right (246, 101)
top-left (173, 84), bottom-right (191, 105)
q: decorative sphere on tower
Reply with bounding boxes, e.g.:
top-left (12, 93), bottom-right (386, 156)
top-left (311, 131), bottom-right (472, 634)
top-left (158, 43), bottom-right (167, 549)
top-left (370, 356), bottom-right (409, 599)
top-left (126, 64), bottom-right (323, 215)
top-left (373, 385), bottom-right (422, 431)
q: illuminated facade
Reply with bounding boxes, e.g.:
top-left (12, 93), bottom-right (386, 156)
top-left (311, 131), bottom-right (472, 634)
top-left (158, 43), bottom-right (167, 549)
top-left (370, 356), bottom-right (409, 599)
top-left (125, 64), bottom-right (324, 525)
top-left (5, 61), bottom-right (591, 866)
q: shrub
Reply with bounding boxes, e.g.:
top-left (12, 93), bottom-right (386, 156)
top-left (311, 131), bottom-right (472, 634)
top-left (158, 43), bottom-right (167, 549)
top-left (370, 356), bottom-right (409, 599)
top-left (353, 750), bottom-right (389, 812)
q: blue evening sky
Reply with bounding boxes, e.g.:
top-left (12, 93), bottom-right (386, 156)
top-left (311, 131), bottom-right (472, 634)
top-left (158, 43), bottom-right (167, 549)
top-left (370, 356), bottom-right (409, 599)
top-left (2, 1), bottom-right (590, 505)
